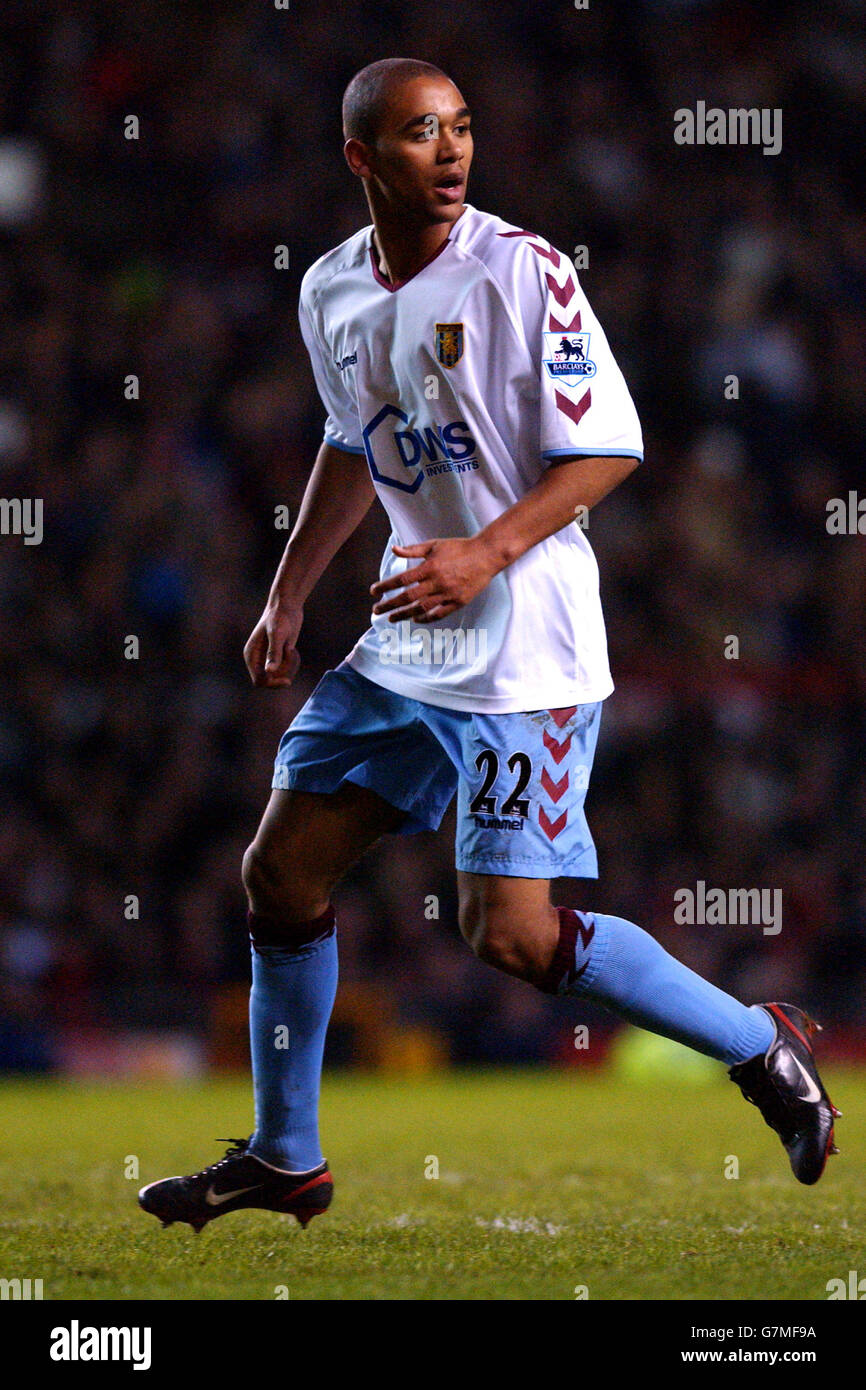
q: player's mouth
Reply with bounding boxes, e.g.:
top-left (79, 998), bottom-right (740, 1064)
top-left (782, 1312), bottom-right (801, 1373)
top-left (432, 172), bottom-right (465, 203)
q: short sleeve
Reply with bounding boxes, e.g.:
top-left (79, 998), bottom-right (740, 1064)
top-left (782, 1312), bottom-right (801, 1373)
top-left (520, 246), bottom-right (643, 463)
top-left (298, 286), bottom-right (365, 455)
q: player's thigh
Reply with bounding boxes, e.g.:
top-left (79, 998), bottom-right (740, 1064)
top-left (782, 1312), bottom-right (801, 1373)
top-left (245, 782), bottom-right (407, 905)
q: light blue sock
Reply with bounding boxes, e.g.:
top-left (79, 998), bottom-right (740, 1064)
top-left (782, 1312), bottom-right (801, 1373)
top-left (561, 911), bottom-right (775, 1065)
top-left (247, 929), bottom-right (338, 1172)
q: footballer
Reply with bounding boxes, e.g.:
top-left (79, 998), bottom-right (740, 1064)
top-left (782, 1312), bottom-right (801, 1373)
top-left (139, 59), bottom-right (839, 1233)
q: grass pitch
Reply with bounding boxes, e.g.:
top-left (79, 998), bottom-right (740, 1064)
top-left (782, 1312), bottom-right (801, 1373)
top-left (1, 1066), bottom-right (862, 1301)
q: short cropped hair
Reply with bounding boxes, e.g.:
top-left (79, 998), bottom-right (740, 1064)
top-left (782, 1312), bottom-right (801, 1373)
top-left (342, 58), bottom-right (452, 145)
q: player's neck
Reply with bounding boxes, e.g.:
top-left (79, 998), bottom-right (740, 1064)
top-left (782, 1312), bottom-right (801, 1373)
top-left (369, 207), bottom-right (462, 286)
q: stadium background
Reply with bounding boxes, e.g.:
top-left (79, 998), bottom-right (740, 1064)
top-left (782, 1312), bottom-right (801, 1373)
top-left (1, 0), bottom-right (864, 1080)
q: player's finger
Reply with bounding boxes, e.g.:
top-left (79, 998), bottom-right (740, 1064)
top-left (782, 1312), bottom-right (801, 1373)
top-left (415, 598), bottom-right (460, 623)
top-left (244, 631), bottom-right (268, 680)
top-left (387, 605), bottom-right (423, 623)
top-left (391, 542), bottom-right (433, 558)
top-left (258, 647), bottom-right (300, 688)
top-left (415, 604), bottom-right (458, 624)
top-left (370, 563), bottom-right (428, 596)
top-left (267, 649), bottom-right (301, 685)
top-left (373, 594), bottom-right (410, 615)
top-left (265, 627), bottom-right (288, 669)
top-left (386, 594), bottom-right (446, 622)
top-left (372, 581), bottom-right (436, 615)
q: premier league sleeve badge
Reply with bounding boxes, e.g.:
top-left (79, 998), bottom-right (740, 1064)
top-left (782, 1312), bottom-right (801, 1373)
top-left (542, 331), bottom-right (597, 383)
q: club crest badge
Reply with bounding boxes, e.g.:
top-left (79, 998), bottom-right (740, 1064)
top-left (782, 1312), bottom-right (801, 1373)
top-left (543, 331), bottom-right (597, 385)
top-left (435, 322), bottom-right (464, 368)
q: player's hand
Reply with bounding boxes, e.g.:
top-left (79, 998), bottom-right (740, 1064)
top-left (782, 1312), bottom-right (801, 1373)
top-left (244, 601), bottom-right (303, 687)
top-left (370, 537), bottom-right (498, 623)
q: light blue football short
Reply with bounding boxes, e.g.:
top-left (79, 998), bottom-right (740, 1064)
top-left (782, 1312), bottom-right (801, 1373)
top-left (272, 661), bottom-right (603, 878)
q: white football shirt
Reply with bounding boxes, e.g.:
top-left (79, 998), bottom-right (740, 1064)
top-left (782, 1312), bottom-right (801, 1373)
top-left (298, 203), bottom-right (643, 713)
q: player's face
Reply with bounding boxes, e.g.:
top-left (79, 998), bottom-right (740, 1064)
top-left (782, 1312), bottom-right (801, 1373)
top-left (360, 76), bottom-right (473, 225)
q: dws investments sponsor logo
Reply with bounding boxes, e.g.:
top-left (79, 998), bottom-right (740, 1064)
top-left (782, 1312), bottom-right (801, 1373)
top-left (362, 405), bottom-right (479, 492)
top-left (50, 1321), bottom-right (152, 1371)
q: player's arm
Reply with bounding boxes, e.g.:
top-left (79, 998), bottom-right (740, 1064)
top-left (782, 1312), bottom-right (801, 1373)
top-left (244, 441), bottom-right (376, 686)
top-left (370, 452), bottom-right (638, 624)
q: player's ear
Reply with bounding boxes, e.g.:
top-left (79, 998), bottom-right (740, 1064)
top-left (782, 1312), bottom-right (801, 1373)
top-left (344, 138), bottom-right (372, 179)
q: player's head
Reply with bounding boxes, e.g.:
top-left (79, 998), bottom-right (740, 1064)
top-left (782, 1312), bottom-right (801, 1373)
top-left (342, 58), bottom-right (472, 226)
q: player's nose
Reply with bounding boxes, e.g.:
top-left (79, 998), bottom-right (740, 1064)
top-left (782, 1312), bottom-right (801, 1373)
top-left (437, 130), bottom-right (465, 159)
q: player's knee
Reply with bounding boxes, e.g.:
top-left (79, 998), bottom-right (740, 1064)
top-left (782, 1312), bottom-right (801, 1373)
top-left (474, 931), bottom-right (516, 970)
top-left (458, 897), bottom-right (521, 970)
top-left (242, 841), bottom-right (280, 915)
top-left (241, 840), bottom-right (329, 922)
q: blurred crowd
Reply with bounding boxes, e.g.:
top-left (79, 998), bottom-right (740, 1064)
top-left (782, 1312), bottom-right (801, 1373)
top-left (1, 0), bottom-right (865, 1072)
